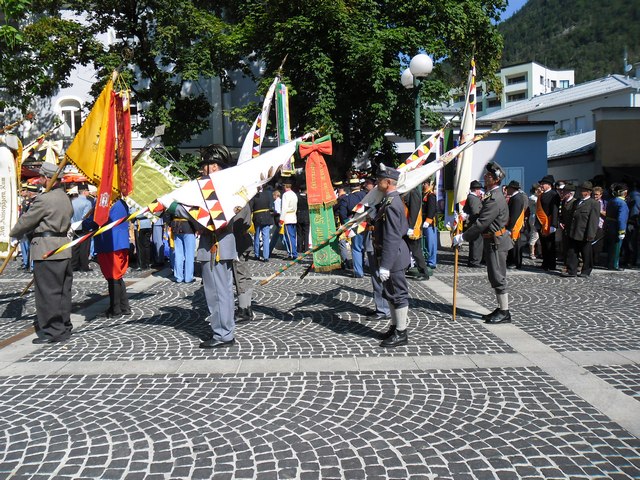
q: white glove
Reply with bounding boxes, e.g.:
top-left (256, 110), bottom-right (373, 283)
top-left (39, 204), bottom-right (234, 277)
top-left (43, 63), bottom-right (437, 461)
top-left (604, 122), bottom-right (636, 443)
top-left (70, 220), bottom-right (83, 231)
top-left (460, 212), bottom-right (469, 222)
top-left (10, 238), bottom-right (19, 248)
top-left (618, 233), bottom-right (626, 240)
top-left (452, 234), bottom-right (464, 247)
top-left (407, 228), bottom-right (414, 237)
top-left (422, 220), bottom-right (430, 228)
top-left (549, 226), bottom-right (557, 234)
top-left (378, 268), bottom-right (390, 282)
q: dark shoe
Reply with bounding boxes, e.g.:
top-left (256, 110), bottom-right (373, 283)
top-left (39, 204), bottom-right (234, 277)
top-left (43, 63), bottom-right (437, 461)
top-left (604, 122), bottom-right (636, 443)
top-left (485, 310), bottom-right (512, 324)
top-left (507, 264), bottom-right (517, 270)
top-left (380, 329), bottom-right (408, 348)
top-left (104, 309), bottom-right (123, 319)
top-left (236, 307), bottom-right (254, 324)
top-left (411, 273), bottom-right (429, 281)
top-left (482, 308), bottom-right (500, 321)
top-left (467, 264), bottom-right (483, 269)
top-left (32, 336), bottom-right (68, 345)
top-left (378, 325), bottom-right (396, 340)
top-left (366, 312), bottom-right (390, 321)
top-left (578, 273), bottom-right (590, 278)
top-left (607, 267), bottom-right (625, 271)
top-left (199, 338), bottom-right (235, 349)
top-left (81, 268), bottom-right (93, 272)
top-left (561, 272), bottom-right (577, 277)
top-left (406, 267), bottom-right (420, 276)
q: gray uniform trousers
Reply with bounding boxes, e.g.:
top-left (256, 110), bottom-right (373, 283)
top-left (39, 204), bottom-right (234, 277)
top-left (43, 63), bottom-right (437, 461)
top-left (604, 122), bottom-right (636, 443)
top-left (201, 258), bottom-right (235, 342)
top-left (34, 259), bottom-right (73, 340)
top-left (484, 240), bottom-right (508, 294)
top-left (366, 251), bottom-right (390, 316)
top-left (232, 254), bottom-right (253, 310)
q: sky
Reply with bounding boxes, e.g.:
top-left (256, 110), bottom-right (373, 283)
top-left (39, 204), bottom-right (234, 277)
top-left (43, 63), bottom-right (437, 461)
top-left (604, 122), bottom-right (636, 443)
top-left (500, 0), bottom-right (529, 21)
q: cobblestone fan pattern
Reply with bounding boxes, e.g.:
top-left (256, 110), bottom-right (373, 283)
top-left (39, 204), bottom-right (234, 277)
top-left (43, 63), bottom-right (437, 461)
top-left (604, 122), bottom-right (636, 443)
top-left (1, 368), bottom-right (639, 479)
top-left (20, 277), bottom-right (514, 363)
top-left (586, 364), bottom-right (640, 401)
top-left (0, 263), bottom-right (156, 343)
top-left (440, 271), bottom-right (640, 352)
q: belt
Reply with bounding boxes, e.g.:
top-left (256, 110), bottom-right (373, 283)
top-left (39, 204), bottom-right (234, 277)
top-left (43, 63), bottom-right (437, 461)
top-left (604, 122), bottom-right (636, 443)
top-left (32, 231), bottom-right (67, 238)
top-left (253, 209), bottom-right (270, 214)
top-left (172, 218), bottom-right (188, 222)
top-left (482, 227), bottom-right (506, 239)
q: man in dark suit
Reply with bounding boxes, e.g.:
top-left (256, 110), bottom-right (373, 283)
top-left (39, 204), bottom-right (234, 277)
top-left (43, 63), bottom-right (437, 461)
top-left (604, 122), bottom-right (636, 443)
top-left (251, 186), bottom-right (274, 261)
top-left (373, 164), bottom-right (412, 347)
top-left (296, 184), bottom-right (310, 255)
top-left (463, 180), bottom-right (483, 268)
top-left (535, 175), bottom-right (560, 271)
top-left (10, 162), bottom-right (74, 344)
top-left (454, 161), bottom-right (513, 324)
top-left (506, 180), bottom-right (527, 270)
top-left (559, 183), bottom-right (577, 267)
top-left (564, 181), bottom-right (600, 277)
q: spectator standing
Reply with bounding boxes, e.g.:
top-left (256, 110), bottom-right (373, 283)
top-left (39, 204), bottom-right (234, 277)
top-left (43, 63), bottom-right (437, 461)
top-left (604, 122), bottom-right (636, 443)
top-left (296, 184), bottom-right (311, 255)
top-left (70, 184), bottom-right (93, 272)
top-left (281, 181), bottom-right (298, 259)
top-left (591, 186), bottom-right (607, 267)
top-left (251, 186), bottom-right (274, 261)
top-left (506, 180), bottom-right (527, 270)
top-left (623, 181), bottom-right (640, 268)
top-left (269, 190), bottom-right (282, 257)
top-left (151, 215), bottom-right (166, 267)
top-left (421, 179), bottom-right (438, 270)
top-left (605, 183), bottom-right (629, 271)
top-left (345, 178), bottom-right (367, 278)
top-left (170, 213), bottom-right (196, 283)
top-left (527, 184), bottom-right (541, 259)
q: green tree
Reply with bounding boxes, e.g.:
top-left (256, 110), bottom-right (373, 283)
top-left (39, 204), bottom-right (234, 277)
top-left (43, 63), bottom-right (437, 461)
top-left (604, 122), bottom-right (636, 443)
top-left (226, 0), bottom-right (506, 172)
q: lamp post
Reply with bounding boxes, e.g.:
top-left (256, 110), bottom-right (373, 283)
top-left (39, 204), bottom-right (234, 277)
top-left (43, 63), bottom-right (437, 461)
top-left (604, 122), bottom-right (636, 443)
top-left (401, 53), bottom-right (433, 148)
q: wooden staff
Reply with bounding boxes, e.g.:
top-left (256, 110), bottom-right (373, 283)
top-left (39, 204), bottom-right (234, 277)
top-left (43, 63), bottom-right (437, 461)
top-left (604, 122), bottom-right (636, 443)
top-left (452, 217), bottom-right (464, 321)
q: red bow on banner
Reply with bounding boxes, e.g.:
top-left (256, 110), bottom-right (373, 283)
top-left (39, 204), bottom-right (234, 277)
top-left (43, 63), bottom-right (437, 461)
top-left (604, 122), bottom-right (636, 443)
top-left (298, 135), bottom-right (333, 158)
top-left (298, 135), bottom-right (335, 207)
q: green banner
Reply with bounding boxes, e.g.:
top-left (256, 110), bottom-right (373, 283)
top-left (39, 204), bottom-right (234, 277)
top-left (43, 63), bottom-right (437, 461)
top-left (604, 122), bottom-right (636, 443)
top-left (309, 206), bottom-right (341, 272)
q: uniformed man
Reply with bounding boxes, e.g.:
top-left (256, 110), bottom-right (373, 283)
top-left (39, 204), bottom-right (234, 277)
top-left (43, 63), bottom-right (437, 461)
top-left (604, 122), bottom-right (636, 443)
top-left (344, 177), bottom-right (367, 278)
top-left (453, 161), bottom-right (513, 324)
top-left (535, 175), bottom-right (560, 271)
top-left (505, 180), bottom-right (527, 270)
top-left (195, 145), bottom-right (238, 348)
top-left (373, 164), bottom-right (412, 347)
top-left (565, 181), bottom-right (599, 277)
top-left (464, 180), bottom-right (484, 268)
top-left (10, 162), bottom-right (74, 344)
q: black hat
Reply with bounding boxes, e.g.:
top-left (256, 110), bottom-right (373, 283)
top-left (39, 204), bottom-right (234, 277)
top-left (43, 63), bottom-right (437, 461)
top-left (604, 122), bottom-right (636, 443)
top-left (539, 174), bottom-right (555, 185)
top-left (577, 181), bottom-right (593, 191)
top-left (200, 144), bottom-right (232, 169)
top-left (376, 163), bottom-right (400, 181)
top-left (78, 183), bottom-right (89, 192)
top-left (363, 177), bottom-right (375, 185)
top-left (485, 161), bottom-right (505, 181)
top-left (564, 183), bottom-right (576, 192)
top-left (507, 180), bottom-right (520, 190)
top-left (470, 180), bottom-right (482, 190)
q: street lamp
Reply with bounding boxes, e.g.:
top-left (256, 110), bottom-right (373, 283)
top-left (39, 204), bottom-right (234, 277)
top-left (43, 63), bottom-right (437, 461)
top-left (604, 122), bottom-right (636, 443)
top-left (401, 53), bottom-right (433, 148)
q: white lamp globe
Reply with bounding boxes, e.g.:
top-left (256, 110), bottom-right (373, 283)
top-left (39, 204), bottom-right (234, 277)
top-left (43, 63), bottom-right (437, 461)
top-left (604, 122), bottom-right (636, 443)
top-left (401, 68), bottom-right (414, 89)
top-left (409, 53), bottom-right (433, 78)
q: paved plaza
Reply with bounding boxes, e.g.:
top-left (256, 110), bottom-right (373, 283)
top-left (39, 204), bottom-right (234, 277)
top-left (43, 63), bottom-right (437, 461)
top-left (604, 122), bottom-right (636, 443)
top-left (0, 249), bottom-right (639, 479)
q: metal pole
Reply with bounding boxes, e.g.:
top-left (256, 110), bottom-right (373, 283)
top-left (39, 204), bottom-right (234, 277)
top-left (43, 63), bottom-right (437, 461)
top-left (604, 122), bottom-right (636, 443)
top-left (414, 77), bottom-right (422, 148)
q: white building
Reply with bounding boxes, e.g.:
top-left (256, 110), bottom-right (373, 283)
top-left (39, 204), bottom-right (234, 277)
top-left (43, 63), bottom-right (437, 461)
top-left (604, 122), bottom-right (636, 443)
top-left (449, 61), bottom-right (575, 118)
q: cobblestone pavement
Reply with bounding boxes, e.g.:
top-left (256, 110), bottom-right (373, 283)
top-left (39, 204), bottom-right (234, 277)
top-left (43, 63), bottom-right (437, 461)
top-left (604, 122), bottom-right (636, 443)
top-left (0, 248), bottom-right (639, 479)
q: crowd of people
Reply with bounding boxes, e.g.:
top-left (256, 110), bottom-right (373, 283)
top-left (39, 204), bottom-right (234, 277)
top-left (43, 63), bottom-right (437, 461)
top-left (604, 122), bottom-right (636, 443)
top-left (10, 150), bottom-right (638, 349)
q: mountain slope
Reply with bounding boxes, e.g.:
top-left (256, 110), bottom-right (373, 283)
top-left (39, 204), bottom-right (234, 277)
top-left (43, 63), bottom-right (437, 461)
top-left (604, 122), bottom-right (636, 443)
top-left (499, 0), bottom-right (640, 83)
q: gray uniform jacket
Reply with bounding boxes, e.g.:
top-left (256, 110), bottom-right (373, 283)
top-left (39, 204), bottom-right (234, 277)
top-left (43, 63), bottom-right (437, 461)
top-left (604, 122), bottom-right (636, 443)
top-left (464, 193), bottom-right (482, 224)
top-left (463, 186), bottom-right (513, 252)
top-left (568, 197), bottom-right (599, 242)
top-left (373, 190), bottom-right (411, 272)
top-left (10, 186), bottom-right (73, 260)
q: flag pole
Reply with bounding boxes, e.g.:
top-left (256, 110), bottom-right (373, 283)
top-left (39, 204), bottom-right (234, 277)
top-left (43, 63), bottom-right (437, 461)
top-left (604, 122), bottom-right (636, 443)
top-left (452, 218), bottom-right (463, 321)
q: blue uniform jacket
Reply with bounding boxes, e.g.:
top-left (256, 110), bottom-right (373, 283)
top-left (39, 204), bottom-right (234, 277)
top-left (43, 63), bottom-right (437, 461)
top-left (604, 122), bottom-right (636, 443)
top-left (605, 196), bottom-right (629, 234)
top-left (83, 199), bottom-right (130, 254)
top-left (373, 190), bottom-right (411, 272)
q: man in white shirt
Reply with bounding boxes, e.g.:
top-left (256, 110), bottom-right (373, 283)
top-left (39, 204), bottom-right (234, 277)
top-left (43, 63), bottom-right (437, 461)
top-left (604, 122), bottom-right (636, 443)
top-left (281, 181), bottom-right (298, 259)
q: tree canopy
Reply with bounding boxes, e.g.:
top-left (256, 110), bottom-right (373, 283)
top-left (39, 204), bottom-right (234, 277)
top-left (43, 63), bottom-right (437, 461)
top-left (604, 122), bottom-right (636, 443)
top-left (1, 0), bottom-right (506, 169)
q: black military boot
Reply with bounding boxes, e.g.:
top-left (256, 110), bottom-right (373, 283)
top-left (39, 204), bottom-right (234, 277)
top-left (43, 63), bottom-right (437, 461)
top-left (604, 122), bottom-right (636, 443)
top-left (118, 279), bottom-right (131, 315)
top-left (481, 308), bottom-right (501, 321)
top-left (378, 325), bottom-right (396, 341)
top-left (106, 279), bottom-right (122, 318)
top-left (485, 310), bottom-right (512, 324)
top-left (380, 329), bottom-right (408, 348)
top-left (236, 307), bottom-right (254, 324)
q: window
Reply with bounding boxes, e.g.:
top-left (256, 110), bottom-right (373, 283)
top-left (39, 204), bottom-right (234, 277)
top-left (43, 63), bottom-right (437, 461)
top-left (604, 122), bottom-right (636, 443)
top-left (575, 116), bottom-right (586, 132)
top-left (476, 86), bottom-right (483, 97)
top-left (488, 98), bottom-right (501, 108)
top-left (59, 99), bottom-right (82, 138)
top-left (540, 75), bottom-right (545, 85)
top-left (550, 80), bottom-right (557, 89)
top-left (560, 80), bottom-right (570, 88)
top-left (507, 75), bottom-right (526, 85)
top-left (476, 102), bottom-right (483, 112)
top-left (507, 92), bottom-right (526, 102)
top-left (559, 119), bottom-right (571, 133)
